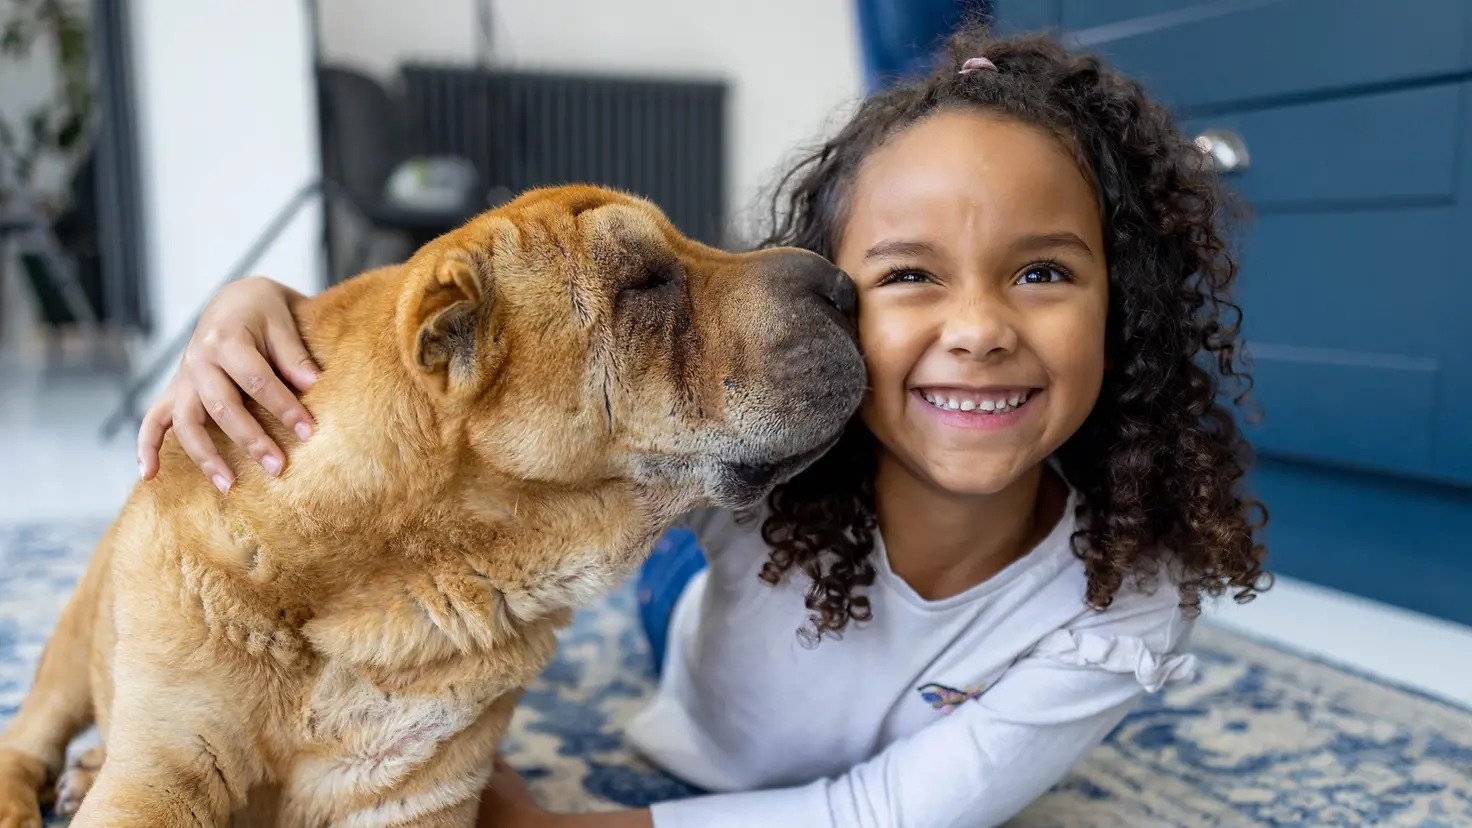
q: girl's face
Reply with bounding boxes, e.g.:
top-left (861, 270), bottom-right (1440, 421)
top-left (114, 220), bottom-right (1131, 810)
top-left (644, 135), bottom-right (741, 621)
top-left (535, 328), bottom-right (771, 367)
top-left (836, 109), bottom-right (1109, 496)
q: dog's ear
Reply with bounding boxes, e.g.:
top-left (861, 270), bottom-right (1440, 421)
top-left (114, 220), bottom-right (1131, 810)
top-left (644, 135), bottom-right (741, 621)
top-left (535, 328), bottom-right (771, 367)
top-left (405, 247), bottom-right (498, 393)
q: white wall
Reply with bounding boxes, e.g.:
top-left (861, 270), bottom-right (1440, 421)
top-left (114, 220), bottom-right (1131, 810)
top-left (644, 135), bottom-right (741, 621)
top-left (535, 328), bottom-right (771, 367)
top-left (316, 0), bottom-right (865, 241)
top-left (128, 0), bottom-right (323, 366)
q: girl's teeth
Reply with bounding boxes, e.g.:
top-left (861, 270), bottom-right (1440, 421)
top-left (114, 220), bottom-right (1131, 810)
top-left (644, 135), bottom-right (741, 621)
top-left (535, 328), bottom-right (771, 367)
top-left (922, 390), bottom-right (1031, 414)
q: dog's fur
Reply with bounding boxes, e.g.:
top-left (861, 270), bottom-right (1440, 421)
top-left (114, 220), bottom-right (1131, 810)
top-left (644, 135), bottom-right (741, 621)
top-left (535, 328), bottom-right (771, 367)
top-left (0, 186), bottom-right (866, 827)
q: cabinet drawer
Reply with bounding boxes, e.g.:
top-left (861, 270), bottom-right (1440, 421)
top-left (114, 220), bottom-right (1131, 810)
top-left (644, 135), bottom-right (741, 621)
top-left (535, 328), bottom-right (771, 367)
top-left (1180, 83), bottom-right (1463, 210)
top-left (1059, 0), bottom-right (1471, 112)
top-left (1235, 206), bottom-right (1468, 485)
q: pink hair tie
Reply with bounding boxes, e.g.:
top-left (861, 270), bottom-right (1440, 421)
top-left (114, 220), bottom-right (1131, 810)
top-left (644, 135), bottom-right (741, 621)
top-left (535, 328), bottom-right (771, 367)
top-left (959, 56), bottom-right (997, 75)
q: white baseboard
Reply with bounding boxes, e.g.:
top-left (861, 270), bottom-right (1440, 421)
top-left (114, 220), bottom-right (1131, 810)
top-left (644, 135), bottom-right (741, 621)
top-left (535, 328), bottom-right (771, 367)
top-left (1204, 575), bottom-right (1472, 709)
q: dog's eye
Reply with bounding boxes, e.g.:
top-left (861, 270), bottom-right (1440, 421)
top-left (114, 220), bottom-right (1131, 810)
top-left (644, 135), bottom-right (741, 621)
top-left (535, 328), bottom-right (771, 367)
top-left (618, 262), bottom-right (681, 300)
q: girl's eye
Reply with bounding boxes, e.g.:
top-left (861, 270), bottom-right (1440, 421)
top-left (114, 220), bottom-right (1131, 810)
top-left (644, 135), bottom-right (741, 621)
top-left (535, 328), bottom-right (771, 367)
top-left (878, 270), bottom-right (933, 286)
top-left (1015, 265), bottom-right (1071, 285)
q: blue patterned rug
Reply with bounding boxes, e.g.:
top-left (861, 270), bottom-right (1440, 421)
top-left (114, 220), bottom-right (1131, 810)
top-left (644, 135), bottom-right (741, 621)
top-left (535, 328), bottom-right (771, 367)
top-left (3, 521), bottom-right (1471, 827)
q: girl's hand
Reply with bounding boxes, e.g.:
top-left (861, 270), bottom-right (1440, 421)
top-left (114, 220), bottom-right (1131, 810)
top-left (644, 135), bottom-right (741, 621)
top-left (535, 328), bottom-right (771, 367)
top-left (477, 758), bottom-right (555, 828)
top-left (477, 758), bottom-right (655, 828)
top-left (137, 276), bottom-right (320, 491)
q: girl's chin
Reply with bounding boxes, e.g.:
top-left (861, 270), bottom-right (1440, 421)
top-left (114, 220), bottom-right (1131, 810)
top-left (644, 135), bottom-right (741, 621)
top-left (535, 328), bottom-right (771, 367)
top-left (923, 469), bottom-right (1029, 497)
top-left (879, 449), bottom-right (1040, 498)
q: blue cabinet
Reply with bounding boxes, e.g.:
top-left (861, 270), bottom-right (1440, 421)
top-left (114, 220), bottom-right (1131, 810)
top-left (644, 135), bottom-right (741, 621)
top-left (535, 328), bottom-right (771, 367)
top-left (992, 1), bottom-right (1472, 626)
top-left (1180, 83), bottom-right (1471, 486)
top-left (1058, 0), bottom-right (1471, 111)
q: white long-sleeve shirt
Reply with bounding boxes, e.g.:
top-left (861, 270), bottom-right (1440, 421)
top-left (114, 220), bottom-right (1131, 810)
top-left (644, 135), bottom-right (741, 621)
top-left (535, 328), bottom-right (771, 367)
top-left (623, 487), bottom-right (1197, 828)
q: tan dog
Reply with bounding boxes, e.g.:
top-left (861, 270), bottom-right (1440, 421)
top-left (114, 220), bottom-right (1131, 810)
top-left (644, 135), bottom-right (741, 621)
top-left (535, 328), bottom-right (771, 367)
top-left (0, 185), bottom-right (865, 827)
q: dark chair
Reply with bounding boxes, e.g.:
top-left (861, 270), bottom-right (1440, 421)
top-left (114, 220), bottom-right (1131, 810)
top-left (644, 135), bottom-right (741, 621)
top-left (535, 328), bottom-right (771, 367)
top-left (316, 66), bottom-right (487, 282)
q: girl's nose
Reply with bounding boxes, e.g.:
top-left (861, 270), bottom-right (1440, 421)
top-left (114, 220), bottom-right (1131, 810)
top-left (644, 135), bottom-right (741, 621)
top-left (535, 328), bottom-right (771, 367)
top-left (939, 295), bottom-right (1018, 360)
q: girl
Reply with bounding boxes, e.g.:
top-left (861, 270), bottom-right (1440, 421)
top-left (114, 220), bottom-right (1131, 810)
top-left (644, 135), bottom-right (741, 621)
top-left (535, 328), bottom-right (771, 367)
top-left (137, 24), bottom-right (1269, 828)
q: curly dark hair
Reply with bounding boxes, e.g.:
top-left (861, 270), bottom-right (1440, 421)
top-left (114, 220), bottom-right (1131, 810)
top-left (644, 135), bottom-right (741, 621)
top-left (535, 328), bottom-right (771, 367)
top-left (753, 22), bottom-right (1271, 644)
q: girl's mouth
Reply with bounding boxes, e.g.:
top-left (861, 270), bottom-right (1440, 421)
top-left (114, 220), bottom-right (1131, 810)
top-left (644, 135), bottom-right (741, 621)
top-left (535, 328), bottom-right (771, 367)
top-left (917, 387), bottom-right (1033, 414)
top-left (911, 387), bottom-right (1041, 431)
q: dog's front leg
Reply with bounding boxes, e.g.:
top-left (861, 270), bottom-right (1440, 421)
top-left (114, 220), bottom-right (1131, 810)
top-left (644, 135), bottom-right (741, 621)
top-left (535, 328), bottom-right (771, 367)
top-left (337, 797), bottom-right (481, 828)
top-left (64, 740), bottom-right (235, 828)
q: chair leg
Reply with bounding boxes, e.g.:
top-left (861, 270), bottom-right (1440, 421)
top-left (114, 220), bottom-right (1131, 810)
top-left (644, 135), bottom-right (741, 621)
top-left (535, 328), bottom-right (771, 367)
top-left (0, 239), bottom-right (9, 348)
top-left (347, 226), bottom-right (376, 278)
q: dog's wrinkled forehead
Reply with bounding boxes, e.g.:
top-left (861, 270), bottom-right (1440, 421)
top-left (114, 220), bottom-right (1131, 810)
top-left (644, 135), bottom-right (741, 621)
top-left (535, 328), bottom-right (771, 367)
top-left (519, 189), bottom-right (667, 241)
top-left (488, 192), bottom-right (680, 291)
top-left (578, 200), bottom-right (675, 262)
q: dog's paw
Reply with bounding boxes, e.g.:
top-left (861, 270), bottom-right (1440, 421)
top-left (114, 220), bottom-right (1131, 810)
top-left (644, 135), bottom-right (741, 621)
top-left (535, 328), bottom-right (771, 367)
top-left (53, 745), bottom-right (105, 818)
top-left (53, 768), bottom-right (93, 818)
top-left (0, 748), bottom-right (46, 828)
top-left (0, 786), bottom-right (42, 828)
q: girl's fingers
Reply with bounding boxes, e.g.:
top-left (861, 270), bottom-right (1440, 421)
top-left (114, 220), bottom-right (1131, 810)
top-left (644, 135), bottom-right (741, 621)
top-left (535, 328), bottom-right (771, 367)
top-left (192, 362), bottom-right (285, 478)
top-left (136, 397), bottom-right (173, 480)
top-left (265, 316), bottom-right (321, 394)
top-left (172, 387), bottom-right (237, 492)
top-left (220, 339), bottom-right (314, 442)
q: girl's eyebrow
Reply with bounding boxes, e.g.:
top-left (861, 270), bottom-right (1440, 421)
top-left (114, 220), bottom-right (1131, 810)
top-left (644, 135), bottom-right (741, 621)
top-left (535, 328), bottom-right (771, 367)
top-left (863, 239), bottom-right (939, 261)
top-left (1014, 231), bottom-right (1096, 259)
top-left (863, 232), bottom-right (1097, 263)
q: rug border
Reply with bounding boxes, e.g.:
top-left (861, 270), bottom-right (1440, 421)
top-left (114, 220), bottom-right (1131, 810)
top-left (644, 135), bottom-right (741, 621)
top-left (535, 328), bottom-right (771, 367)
top-left (1200, 621), bottom-right (1472, 716)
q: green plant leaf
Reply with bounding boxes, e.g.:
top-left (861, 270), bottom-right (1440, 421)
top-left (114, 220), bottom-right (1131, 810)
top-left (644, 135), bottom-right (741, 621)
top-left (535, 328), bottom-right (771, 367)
top-left (55, 110), bottom-right (83, 149)
top-left (1, 18), bottom-right (32, 57)
top-left (0, 0), bottom-right (94, 169)
top-left (15, 154), bottom-right (35, 185)
top-left (26, 108), bottom-right (52, 146)
top-left (57, 18), bottom-right (85, 63)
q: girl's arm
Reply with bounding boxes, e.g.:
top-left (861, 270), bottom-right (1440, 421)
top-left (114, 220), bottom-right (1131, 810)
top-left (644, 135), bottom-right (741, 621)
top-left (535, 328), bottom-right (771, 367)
top-left (488, 605), bottom-right (1193, 828)
top-left (478, 759), bottom-right (653, 827)
top-left (548, 815), bottom-right (652, 828)
top-left (643, 660), bottom-right (1151, 828)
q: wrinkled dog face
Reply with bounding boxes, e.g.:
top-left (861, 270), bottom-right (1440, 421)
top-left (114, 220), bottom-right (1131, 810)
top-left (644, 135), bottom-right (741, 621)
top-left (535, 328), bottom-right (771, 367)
top-left (400, 186), bottom-right (867, 515)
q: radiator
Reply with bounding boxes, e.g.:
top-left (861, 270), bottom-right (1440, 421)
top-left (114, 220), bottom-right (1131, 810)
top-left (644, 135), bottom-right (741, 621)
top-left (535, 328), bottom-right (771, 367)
top-left (400, 65), bottom-right (729, 247)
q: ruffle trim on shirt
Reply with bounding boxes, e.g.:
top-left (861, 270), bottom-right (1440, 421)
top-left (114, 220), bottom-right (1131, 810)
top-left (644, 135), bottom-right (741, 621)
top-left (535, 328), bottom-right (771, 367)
top-left (1031, 629), bottom-right (1197, 692)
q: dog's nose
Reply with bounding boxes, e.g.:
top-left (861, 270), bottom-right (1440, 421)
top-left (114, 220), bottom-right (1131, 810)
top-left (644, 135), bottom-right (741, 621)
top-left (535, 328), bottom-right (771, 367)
top-left (775, 250), bottom-right (858, 323)
top-left (812, 264), bottom-right (857, 319)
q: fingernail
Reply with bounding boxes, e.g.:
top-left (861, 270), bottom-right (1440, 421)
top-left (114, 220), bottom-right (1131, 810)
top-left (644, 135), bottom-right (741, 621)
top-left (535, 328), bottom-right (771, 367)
top-left (138, 460), bottom-right (146, 480)
top-left (262, 455), bottom-right (282, 477)
top-left (213, 475), bottom-right (232, 494)
top-left (295, 422), bottom-right (313, 441)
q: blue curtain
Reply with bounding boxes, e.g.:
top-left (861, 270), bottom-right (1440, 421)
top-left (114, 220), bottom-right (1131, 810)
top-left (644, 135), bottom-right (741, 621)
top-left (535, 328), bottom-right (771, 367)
top-left (854, 0), bottom-right (983, 92)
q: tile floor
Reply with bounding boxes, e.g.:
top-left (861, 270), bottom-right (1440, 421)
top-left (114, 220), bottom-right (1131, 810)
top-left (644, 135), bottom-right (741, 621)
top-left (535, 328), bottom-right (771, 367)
top-left (3, 345), bottom-right (1470, 709)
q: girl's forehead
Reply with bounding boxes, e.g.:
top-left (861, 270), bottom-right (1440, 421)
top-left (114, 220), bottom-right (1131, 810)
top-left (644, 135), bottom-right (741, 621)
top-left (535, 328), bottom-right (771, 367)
top-left (843, 111), bottom-right (1102, 247)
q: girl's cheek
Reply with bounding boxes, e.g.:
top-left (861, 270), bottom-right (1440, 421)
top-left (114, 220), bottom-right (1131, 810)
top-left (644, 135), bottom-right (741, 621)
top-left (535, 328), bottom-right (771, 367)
top-left (857, 312), bottom-right (911, 384)
top-left (856, 306), bottom-right (917, 423)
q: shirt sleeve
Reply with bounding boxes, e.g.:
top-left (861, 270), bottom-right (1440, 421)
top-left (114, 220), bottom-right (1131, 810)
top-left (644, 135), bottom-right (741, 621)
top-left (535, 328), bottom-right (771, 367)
top-left (672, 507), bottom-right (761, 578)
top-left (649, 587), bottom-right (1196, 828)
top-left (675, 507), bottom-right (730, 540)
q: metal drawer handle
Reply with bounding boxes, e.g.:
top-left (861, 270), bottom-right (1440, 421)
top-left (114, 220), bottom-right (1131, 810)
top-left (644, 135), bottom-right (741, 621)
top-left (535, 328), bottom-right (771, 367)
top-left (1194, 128), bottom-right (1250, 173)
